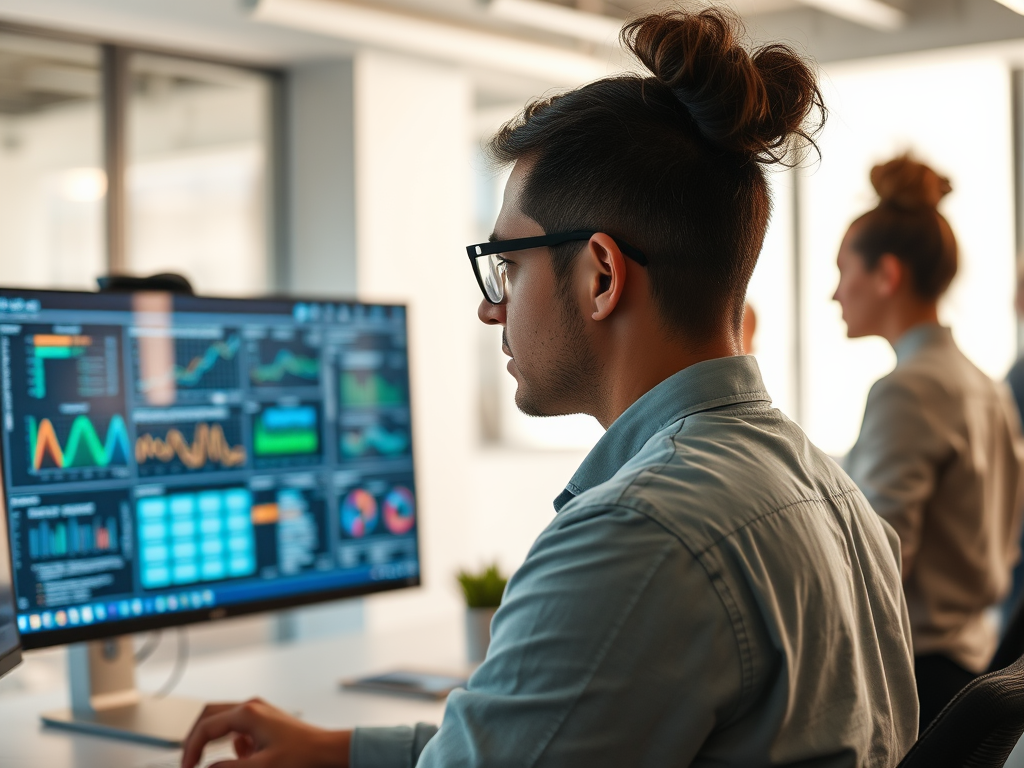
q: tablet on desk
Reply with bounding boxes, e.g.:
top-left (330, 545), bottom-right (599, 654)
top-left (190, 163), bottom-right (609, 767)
top-left (341, 670), bottom-right (468, 700)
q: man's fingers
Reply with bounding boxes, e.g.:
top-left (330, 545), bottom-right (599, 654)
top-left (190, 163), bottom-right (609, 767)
top-left (234, 733), bottom-right (255, 758)
top-left (181, 704), bottom-right (258, 768)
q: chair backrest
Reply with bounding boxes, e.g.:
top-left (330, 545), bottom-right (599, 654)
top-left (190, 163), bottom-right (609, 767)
top-left (990, 592), bottom-right (1024, 673)
top-left (896, 652), bottom-right (1024, 768)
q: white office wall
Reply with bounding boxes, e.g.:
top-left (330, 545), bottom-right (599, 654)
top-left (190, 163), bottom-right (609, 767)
top-left (353, 52), bottom-right (478, 631)
top-left (799, 53), bottom-right (1016, 457)
top-left (288, 60), bottom-right (357, 297)
top-left (746, 169), bottom-right (799, 421)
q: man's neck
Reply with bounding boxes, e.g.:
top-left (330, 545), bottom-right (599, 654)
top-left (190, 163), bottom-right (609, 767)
top-left (593, 336), bottom-right (738, 429)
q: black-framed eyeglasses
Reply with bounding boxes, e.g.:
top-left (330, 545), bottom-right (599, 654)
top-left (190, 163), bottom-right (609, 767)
top-left (466, 230), bottom-right (648, 305)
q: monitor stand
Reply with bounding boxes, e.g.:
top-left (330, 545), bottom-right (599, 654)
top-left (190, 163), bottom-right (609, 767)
top-left (41, 636), bottom-right (205, 747)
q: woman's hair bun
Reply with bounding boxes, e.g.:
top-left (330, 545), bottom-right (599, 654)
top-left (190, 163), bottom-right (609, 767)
top-left (870, 154), bottom-right (951, 211)
top-left (622, 8), bottom-right (825, 163)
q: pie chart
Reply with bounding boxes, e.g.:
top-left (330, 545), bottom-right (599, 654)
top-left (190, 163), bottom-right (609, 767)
top-left (383, 486), bottom-right (416, 535)
top-left (341, 488), bottom-right (378, 538)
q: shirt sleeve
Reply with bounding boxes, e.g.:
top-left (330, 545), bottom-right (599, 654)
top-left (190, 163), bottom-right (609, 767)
top-left (406, 502), bottom-right (743, 768)
top-left (350, 724), bottom-right (438, 768)
top-left (846, 376), bottom-right (947, 577)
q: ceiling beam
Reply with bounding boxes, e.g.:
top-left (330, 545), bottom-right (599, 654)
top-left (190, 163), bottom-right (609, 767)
top-left (488, 0), bottom-right (623, 46)
top-left (248, 0), bottom-right (616, 85)
top-left (796, 0), bottom-right (906, 31)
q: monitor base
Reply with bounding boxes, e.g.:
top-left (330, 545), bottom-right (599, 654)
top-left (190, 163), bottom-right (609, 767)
top-left (41, 694), bottom-right (205, 748)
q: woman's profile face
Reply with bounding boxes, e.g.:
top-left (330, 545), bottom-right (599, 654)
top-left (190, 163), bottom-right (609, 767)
top-left (832, 225), bottom-right (884, 339)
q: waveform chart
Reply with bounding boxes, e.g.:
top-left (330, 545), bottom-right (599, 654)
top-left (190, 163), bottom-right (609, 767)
top-left (18, 413), bottom-right (131, 485)
top-left (135, 411), bottom-right (246, 477)
top-left (340, 489), bottom-right (378, 539)
top-left (382, 486), bottom-right (416, 536)
top-left (249, 336), bottom-right (321, 388)
top-left (252, 403), bottom-right (322, 468)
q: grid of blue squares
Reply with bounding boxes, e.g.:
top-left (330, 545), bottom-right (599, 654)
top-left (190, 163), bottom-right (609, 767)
top-left (138, 488), bottom-right (256, 589)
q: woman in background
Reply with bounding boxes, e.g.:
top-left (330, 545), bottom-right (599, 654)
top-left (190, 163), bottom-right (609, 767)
top-left (834, 155), bottom-right (1024, 729)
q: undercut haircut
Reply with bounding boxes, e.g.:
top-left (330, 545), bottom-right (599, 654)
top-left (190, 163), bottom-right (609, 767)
top-left (487, 8), bottom-right (825, 340)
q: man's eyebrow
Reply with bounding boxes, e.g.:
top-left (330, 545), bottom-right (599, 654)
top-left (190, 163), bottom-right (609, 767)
top-left (488, 232), bottom-right (499, 243)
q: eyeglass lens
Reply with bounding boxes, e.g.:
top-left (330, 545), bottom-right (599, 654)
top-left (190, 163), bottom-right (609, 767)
top-left (476, 253), bottom-right (505, 303)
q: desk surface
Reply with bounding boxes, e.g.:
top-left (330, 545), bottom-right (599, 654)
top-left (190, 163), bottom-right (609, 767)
top-left (0, 620), bottom-right (459, 768)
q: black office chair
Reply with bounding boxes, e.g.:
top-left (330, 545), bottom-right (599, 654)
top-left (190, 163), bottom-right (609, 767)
top-left (990, 591), bottom-right (1024, 673)
top-left (895, 651), bottom-right (1024, 767)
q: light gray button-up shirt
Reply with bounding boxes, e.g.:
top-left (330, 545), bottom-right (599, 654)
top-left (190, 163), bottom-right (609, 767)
top-left (352, 356), bottom-right (918, 767)
top-left (847, 323), bottom-right (1024, 672)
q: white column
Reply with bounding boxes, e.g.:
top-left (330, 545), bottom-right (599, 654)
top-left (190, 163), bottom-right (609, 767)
top-left (354, 51), bottom-right (477, 633)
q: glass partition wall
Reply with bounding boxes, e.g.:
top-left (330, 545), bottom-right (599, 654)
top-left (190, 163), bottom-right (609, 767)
top-left (0, 33), bottom-right (105, 289)
top-left (0, 26), bottom-right (277, 297)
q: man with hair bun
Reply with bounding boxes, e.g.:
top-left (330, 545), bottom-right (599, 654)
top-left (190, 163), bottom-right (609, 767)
top-left (836, 154), bottom-right (1024, 729)
top-left (182, 10), bottom-right (917, 768)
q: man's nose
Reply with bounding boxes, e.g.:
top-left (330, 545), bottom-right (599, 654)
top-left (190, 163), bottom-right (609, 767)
top-left (478, 297), bottom-right (506, 325)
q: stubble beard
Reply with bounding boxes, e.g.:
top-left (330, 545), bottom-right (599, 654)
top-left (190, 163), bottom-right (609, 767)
top-left (512, 290), bottom-right (601, 418)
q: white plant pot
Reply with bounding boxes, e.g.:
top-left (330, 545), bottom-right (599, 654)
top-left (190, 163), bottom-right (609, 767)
top-left (465, 607), bottom-right (497, 664)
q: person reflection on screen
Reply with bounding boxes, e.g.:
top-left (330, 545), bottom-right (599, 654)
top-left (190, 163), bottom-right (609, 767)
top-left (836, 154), bottom-right (1024, 730)
top-left (182, 10), bottom-right (919, 768)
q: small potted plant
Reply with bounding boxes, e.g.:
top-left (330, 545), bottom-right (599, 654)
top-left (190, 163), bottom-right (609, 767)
top-left (456, 563), bottom-right (508, 664)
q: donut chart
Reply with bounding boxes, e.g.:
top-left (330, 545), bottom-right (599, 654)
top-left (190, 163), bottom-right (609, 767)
top-left (383, 486), bottom-right (416, 535)
top-left (341, 488), bottom-right (378, 538)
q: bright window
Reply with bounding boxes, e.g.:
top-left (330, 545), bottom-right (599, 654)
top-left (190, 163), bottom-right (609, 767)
top-left (127, 54), bottom-right (273, 296)
top-left (0, 32), bottom-right (105, 290)
top-left (799, 53), bottom-right (1015, 456)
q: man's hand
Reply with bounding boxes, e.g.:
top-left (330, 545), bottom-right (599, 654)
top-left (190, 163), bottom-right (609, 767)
top-left (181, 697), bottom-right (351, 768)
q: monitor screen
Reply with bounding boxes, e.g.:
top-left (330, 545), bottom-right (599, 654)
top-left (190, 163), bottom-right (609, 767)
top-left (0, 289), bottom-right (419, 649)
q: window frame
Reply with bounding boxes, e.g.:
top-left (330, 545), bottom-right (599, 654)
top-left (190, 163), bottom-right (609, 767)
top-left (0, 19), bottom-right (286, 290)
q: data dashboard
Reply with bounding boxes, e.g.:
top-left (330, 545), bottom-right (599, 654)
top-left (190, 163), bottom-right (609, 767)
top-left (0, 290), bottom-right (419, 647)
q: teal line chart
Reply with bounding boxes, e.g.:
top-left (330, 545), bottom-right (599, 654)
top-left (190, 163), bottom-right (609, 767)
top-left (138, 335), bottom-right (241, 394)
top-left (250, 348), bottom-right (320, 385)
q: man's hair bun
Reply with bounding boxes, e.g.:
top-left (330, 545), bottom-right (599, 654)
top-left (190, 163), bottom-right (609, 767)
top-left (870, 154), bottom-right (951, 211)
top-left (622, 8), bottom-right (825, 163)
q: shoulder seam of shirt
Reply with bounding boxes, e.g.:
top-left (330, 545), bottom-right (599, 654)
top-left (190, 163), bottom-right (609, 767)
top-left (528, 538), bottom-right (676, 768)
top-left (689, 486), bottom-right (863, 558)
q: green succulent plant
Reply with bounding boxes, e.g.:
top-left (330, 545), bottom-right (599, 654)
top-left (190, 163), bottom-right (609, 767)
top-left (456, 563), bottom-right (508, 609)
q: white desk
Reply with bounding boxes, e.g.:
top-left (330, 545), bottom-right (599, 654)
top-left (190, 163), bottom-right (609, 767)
top-left (0, 620), bottom-right (460, 768)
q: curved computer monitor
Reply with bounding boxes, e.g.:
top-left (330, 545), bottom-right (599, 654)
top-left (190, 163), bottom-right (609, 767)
top-left (0, 288), bottom-right (419, 650)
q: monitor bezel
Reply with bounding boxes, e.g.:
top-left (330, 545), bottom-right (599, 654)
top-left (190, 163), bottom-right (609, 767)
top-left (0, 286), bottom-right (422, 651)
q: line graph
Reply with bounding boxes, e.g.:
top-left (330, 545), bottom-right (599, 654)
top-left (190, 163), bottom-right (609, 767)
top-left (138, 335), bottom-right (240, 394)
top-left (28, 414), bottom-right (131, 472)
top-left (250, 349), bottom-right (320, 386)
top-left (135, 421), bottom-right (246, 472)
top-left (340, 424), bottom-right (410, 459)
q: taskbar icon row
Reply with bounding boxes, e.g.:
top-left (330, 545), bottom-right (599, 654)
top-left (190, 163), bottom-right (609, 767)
top-left (17, 588), bottom-right (217, 634)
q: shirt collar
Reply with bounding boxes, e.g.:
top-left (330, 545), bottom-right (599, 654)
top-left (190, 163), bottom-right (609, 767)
top-left (892, 323), bottom-right (954, 364)
top-left (553, 355), bottom-right (771, 512)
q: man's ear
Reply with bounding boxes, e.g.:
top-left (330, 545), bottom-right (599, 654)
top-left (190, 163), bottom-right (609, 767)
top-left (876, 253), bottom-right (904, 297)
top-left (586, 233), bottom-right (627, 321)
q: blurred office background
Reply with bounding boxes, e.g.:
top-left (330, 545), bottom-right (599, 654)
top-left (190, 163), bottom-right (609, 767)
top-left (0, 0), bottom-right (1023, 667)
